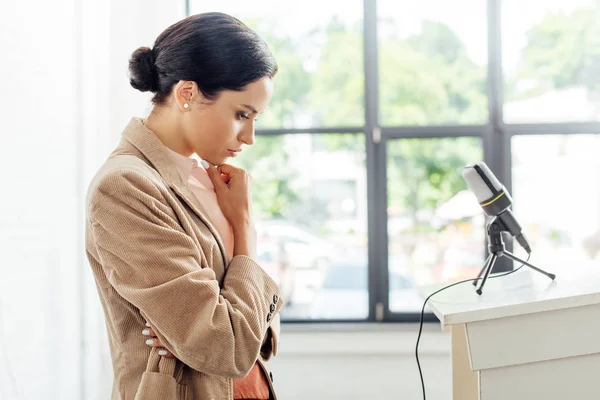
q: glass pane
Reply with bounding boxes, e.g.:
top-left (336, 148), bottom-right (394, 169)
top-left (512, 134), bottom-right (600, 268)
top-left (503, 1), bottom-right (600, 123)
top-left (232, 134), bottom-right (368, 320)
top-left (377, 0), bottom-right (488, 126)
top-left (190, 1), bottom-right (364, 128)
top-left (387, 137), bottom-right (485, 312)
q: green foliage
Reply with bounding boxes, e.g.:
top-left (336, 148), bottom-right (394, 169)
top-left (244, 19), bottom-right (312, 128)
top-left (261, 34), bottom-right (312, 128)
top-left (379, 20), bottom-right (487, 125)
top-left (309, 24), bottom-right (364, 126)
top-left (387, 138), bottom-right (482, 215)
top-left (238, 9), bottom-right (593, 221)
top-left (511, 7), bottom-right (600, 99)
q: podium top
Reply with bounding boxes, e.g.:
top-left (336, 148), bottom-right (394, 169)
top-left (421, 264), bottom-right (600, 329)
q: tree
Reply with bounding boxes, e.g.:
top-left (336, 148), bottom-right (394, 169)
top-left (247, 21), bottom-right (312, 128)
top-left (387, 138), bottom-right (482, 225)
top-left (407, 20), bottom-right (465, 64)
top-left (309, 20), bottom-right (364, 127)
top-left (512, 7), bottom-right (600, 99)
top-left (237, 18), bottom-right (485, 226)
top-left (312, 20), bottom-right (484, 224)
top-left (382, 22), bottom-right (485, 230)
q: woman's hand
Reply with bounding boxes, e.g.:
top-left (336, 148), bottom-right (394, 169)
top-left (142, 322), bottom-right (175, 358)
top-left (204, 162), bottom-right (253, 228)
top-left (204, 161), bottom-right (257, 259)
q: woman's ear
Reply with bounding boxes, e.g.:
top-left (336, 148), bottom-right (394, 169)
top-left (173, 80), bottom-right (199, 112)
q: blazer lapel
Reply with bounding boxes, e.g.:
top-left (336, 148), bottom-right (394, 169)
top-left (117, 118), bottom-right (231, 268)
top-left (169, 183), bottom-right (232, 266)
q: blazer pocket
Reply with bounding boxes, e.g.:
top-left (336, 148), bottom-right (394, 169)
top-left (134, 348), bottom-right (189, 400)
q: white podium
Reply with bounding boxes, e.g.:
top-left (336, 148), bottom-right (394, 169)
top-left (423, 265), bottom-right (600, 400)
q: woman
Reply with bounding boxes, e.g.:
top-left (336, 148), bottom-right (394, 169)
top-left (85, 12), bottom-right (282, 400)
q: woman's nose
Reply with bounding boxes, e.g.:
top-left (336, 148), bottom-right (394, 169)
top-left (240, 124), bottom-right (255, 146)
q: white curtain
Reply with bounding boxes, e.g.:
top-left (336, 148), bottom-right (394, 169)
top-left (0, 1), bottom-right (185, 398)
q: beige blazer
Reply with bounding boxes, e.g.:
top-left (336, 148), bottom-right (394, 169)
top-left (85, 118), bottom-right (283, 399)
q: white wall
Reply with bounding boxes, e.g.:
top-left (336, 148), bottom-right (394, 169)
top-left (270, 325), bottom-right (451, 400)
top-left (0, 1), bottom-right (184, 398)
top-left (1, 1), bottom-right (79, 398)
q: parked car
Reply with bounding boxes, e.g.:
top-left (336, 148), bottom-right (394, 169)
top-left (257, 237), bottom-right (295, 305)
top-left (308, 259), bottom-right (422, 319)
top-left (256, 220), bottom-right (341, 270)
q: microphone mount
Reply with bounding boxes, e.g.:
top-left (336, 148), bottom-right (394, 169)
top-left (473, 217), bottom-right (556, 295)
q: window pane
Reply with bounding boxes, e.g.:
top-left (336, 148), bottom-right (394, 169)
top-left (232, 134), bottom-right (368, 320)
top-left (387, 137), bottom-right (485, 312)
top-left (512, 134), bottom-right (600, 268)
top-left (377, 0), bottom-right (488, 126)
top-left (503, 1), bottom-right (600, 123)
top-left (190, 1), bottom-right (364, 129)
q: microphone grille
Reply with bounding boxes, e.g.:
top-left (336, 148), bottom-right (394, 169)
top-left (462, 162), bottom-right (503, 203)
top-left (474, 162), bottom-right (503, 191)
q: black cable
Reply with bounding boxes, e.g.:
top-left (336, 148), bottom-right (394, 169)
top-left (416, 255), bottom-right (530, 400)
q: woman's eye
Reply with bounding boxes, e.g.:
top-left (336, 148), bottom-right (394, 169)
top-left (237, 112), bottom-right (250, 120)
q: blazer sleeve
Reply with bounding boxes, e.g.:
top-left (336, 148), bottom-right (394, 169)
top-left (87, 169), bottom-right (283, 378)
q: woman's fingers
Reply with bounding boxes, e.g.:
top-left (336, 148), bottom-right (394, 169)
top-left (142, 327), bottom-right (157, 337)
top-left (145, 336), bottom-right (163, 347)
top-left (204, 161), bottom-right (228, 191)
top-left (215, 163), bottom-right (238, 175)
top-left (143, 324), bottom-right (175, 358)
top-left (158, 348), bottom-right (175, 358)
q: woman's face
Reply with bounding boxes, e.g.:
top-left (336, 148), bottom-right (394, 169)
top-left (180, 77), bottom-right (274, 166)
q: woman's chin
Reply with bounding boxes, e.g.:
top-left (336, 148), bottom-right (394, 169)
top-left (210, 157), bottom-right (229, 166)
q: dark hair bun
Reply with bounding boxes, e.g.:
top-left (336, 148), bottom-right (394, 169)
top-left (129, 47), bottom-right (159, 93)
top-left (127, 13), bottom-right (278, 105)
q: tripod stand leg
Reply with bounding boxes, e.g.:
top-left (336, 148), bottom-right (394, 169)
top-left (476, 253), bottom-right (498, 295)
top-left (503, 251), bottom-right (556, 280)
top-left (472, 253), bottom-right (494, 286)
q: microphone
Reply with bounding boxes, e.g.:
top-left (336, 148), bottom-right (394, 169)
top-left (462, 162), bottom-right (532, 254)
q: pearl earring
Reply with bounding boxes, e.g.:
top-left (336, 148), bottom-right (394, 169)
top-left (183, 103), bottom-right (189, 109)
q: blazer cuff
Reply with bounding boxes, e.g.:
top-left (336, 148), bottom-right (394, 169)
top-left (260, 312), bottom-right (281, 361)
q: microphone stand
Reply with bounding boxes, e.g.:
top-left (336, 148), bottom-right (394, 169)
top-left (473, 217), bottom-right (556, 295)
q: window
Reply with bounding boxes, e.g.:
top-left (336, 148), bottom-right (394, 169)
top-left (231, 134), bottom-right (367, 320)
top-left (387, 138), bottom-right (484, 312)
top-left (377, 0), bottom-right (488, 125)
top-left (187, 1), bottom-right (600, 322)
top-left (502, 1), bottom-right (600, 123)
